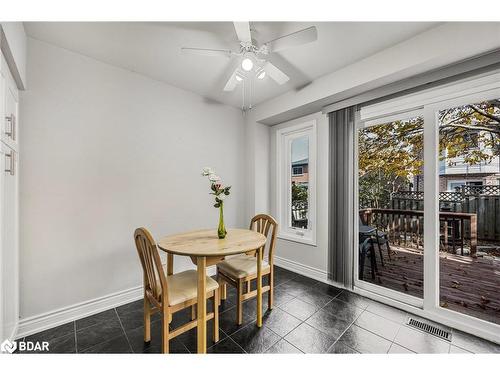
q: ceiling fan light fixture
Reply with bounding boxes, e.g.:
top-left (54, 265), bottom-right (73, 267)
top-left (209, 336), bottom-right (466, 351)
top-left (235, 73), bottom-right (244, 82)
top-left (256, 68), bottom-right (266, 79)
top-left (241, 57), bottom-right (254, 71)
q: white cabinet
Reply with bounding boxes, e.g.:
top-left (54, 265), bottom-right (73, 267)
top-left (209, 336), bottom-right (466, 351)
top-left (0, 51), bottom-right (19, 343)
top-left (0, 144), bottom-right (18, 342)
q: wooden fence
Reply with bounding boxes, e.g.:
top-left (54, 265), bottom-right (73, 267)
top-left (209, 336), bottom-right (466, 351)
top-left (391, 185), bottom-right (500, 241)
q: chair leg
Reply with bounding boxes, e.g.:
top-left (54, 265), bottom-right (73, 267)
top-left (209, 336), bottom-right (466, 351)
top-left (161, 308), bottom-right (170, 354)
top-left (378, 244), bottom-right (385, 267)
top-left (268, 267), bottom-right (274, 310)
top-left (375, 236), bottom-right (385, 267)
top-left (143, 295), bottom-right (151, 343)
top-left (220, 279), bottom-right (227, 301)
top-left (213, 290), bottom-right (219, 343)
top-left (385, 235), bottom-right (392, 260)
top-left (370, 247), bottom-right (376, 280)
top-left (191, 304), bottom-right (196, 321)
top-left (359, 250), bottom-right (365, 281)
top-left (236, 279), bottom-right (243, 325)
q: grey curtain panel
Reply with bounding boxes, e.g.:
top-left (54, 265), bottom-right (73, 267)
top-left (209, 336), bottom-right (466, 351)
top-left (328, 107), bottom-right (356, 287)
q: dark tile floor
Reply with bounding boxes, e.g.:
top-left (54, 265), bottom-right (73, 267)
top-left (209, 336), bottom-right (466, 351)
top-left (17, 266), bottom-right (500, 354)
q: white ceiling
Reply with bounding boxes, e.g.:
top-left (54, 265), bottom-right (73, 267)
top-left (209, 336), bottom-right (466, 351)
top-left (24, 22), bottom-right (439, 108)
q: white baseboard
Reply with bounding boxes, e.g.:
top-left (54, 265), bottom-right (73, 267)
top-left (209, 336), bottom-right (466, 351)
top-left (273, 256), bottom-right (344, 290)
top-left (16, 285), bottom-right (143, 339)
top-left (16, 266), bottom-right (217, 339)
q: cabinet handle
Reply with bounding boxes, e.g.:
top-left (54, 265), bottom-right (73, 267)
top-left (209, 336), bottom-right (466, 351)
top-left (5, 151), bottom-right (15, 176)
top-left (5, 113), bottom-right (16, 141)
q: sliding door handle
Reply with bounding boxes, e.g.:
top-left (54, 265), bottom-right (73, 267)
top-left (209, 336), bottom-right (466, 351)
top-left (5, 113), bottom-right (16, 141)
top-left (5, 151), bottom-right (15, 176)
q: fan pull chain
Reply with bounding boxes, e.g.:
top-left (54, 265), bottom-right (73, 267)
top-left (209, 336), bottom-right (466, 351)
top-left (249, 76), bottom-right (253, 110)
top-left (242, 78), bottom-right (245, 111)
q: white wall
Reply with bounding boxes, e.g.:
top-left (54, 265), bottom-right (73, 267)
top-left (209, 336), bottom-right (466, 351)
top-left (19, 38), bottom-right (246, 320)
top-left (269, 112), bottom-right (329, 279)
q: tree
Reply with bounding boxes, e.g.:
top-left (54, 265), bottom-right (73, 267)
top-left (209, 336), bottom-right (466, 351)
top-left (359, 99), bottom-right (500, 207)
top-left (292, 183), bottom-right (308, 205)
top-left (439, 99), bottom-right (500, 165)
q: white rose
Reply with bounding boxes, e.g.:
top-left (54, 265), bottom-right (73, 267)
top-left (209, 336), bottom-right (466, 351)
top-left (202, 167), bottom-right (214, 176)
top-left (209, 174), bottom-right (220, 182)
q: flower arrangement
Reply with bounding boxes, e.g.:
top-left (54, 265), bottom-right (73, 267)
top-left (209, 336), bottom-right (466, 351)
top-left (202, 167), bottom-right (231, 239)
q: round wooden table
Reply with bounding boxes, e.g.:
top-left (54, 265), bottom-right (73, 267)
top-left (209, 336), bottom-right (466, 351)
top-left (158, 228), bottom-right (267, 353)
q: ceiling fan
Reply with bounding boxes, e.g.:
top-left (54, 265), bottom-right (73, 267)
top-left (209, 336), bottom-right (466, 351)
top-left (181, 22), bottom-right (318, 92)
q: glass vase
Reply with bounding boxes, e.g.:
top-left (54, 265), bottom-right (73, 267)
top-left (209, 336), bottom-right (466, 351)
top-left (217, 201), bottom-right (227, 239)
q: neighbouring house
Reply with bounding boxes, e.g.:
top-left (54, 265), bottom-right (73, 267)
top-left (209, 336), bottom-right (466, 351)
top-left (410, 135), bottom-right (500, 192)
top-left (291, 158), bottom-right (309, 185)
top-left (439, 132), bottom-right (500, 191)
top-left (439, 146), bottom-right (500, 192)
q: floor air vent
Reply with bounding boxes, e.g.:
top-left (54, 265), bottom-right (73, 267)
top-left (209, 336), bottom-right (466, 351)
top-left (406, 317), bottom-right (452, 341)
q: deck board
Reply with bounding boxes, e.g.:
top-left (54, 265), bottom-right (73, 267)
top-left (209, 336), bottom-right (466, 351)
top-left (361, 246), bottom-right (500, 325)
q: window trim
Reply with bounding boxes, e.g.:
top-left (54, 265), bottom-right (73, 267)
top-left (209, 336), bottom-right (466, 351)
top-left (276, 120), bottom-right (317, 246)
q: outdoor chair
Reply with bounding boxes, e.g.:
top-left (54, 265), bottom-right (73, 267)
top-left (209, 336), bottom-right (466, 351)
top-left (359, 216), bottom-right (391, 266)
top-left (359, 236), bottom-right (378, 280)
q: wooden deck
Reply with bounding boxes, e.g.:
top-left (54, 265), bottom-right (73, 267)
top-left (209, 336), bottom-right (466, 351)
top-left (361, 245), bottom-right (500, 325)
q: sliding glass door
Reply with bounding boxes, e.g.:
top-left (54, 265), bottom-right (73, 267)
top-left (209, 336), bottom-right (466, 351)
top-left (431, 94), bottom-right (500, 326)
top-left (356, 111), bottom-right (424, 305)
top-left (354, 72), bottom-right (500, 341)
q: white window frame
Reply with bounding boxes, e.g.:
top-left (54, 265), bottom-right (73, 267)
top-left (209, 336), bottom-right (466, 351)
top-left (276, 120), bottom-right (317, 245)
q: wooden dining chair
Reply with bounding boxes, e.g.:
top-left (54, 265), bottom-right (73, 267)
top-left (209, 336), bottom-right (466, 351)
top-left (216, 214), bottom-right (277, 325)
top-left (134, 227), bottom-right (220, 353)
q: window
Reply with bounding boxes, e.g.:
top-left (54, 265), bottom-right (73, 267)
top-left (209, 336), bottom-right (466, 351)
top-left (276, 120), bottom-right (316, 245)
top-left (447, 180), bottom-right (483, 191)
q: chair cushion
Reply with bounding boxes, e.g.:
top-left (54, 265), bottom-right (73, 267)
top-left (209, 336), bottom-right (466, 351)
top-left (160, 269), bottom-right (219, 306)
top-left (217, 254), bottom-right (270, 279)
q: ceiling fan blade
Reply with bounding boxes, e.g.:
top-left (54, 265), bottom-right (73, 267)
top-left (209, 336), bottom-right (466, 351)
top-left (265, 26), bottom-right (317, 52)
top-left (263, 61), bottom-right (289, 85)
top-left (223, 69), bottom-right (241, 91)
top-left (233, 22), bottom-right (252, 43)
top-left (181, 47), bottom-right (233, 57)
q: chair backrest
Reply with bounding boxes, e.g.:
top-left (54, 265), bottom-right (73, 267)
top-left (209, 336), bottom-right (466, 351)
top-left (249, 214), bottom-right (278, 263)
top-left (134, 227), bottom-right (167, 306)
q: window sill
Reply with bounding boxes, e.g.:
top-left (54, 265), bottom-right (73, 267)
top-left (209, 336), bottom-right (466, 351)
top-left (277, 232), bottom-right (317, 247)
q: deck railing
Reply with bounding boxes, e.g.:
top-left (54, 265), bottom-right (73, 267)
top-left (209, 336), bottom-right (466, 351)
top-left (360, 208), bottom-right (477, 256)
top-left (390, 186), bottom-right (500, 241)
top-left (291, 201), bottom-right (308, 228)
